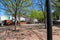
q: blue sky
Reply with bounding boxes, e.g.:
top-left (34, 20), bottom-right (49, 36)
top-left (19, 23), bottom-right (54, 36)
top-left (0, 10), bottom-right (5, 16)
top-left (0, 0), bottom-right (54, 16)
top-left (0, 2), bottom-right (6, 16)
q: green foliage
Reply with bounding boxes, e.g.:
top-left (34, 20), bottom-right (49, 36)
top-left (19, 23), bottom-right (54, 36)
top-left (57, 3), bottom-right (60, 7)
top-left (52, 0), bottom-right (60, 20)
top-left (52, 0), bottom-right (60, 9)
top-left (29, 10), bottom-right (44, 20)
top-left (52, 9), bottom-right (60, 20)
top-left (0, 0), bottom-right (32, 17)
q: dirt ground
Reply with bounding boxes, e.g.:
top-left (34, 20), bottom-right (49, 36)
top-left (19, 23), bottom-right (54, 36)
top-left (0, 25), bottom-right (60, 40)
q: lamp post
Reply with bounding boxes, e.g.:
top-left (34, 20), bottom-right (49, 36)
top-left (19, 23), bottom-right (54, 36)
top-left (46, 0), bottom-right (52, 40)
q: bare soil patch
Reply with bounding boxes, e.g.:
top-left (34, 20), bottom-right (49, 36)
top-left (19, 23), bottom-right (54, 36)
top-left (0, 25), bottom-right (60, 40)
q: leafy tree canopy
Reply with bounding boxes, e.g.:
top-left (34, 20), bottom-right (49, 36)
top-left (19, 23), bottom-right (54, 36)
top-left (0, 0), bottom-right (32, 17)
top-left (29, 10), bottom-right (44, 20)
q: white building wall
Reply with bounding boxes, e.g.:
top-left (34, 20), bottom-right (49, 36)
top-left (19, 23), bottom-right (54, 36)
top-left (11, 16), bottom-right (26, 22)
top-left (0, 16), bottom-right (9, 21)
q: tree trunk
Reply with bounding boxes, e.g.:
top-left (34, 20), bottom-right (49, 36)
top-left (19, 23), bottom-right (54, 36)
top-left (43, 12), bottom-right (47, 29)
top-left (14, 15), bottom-right (17, 30)
top-left (40, 0), bottom-right (47, 29)
top-left (14, 0), bottom-right (17, 30)
top-left (18, 16), bottom-right (21, 26)
top-left (44, 18), bottom-right (47, 28)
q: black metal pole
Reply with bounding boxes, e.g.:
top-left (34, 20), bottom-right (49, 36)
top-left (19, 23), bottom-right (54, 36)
top-left (46, 0), bottom-right (52, 40)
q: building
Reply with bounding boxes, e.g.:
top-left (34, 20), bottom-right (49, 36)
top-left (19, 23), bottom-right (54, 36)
top-left (0, 15), bottom-right (39, 25)
top-left (0, 16), bottom-right (9, 21)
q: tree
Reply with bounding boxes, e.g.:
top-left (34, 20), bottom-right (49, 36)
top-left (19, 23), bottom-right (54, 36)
top-left (52, 0), bottom-right (60, 20)
top-left (29, 10), bottom-right (44, 22)
top-left (0, 0), bottom-right (32, 30)
top-left (52, 9), bottom-right (60, 20)
top-left (52, 0), bottom-right (60, 10)
top-left (35, 0), bottom-right (47, 28)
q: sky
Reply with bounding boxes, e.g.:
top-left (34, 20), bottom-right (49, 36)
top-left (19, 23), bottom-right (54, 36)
top-left (0, 10), bottom-right (6, 16)
top-left (0, 2), bottom-right (6, 16)
top-left (0, 0), bottom-right (54, 16)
